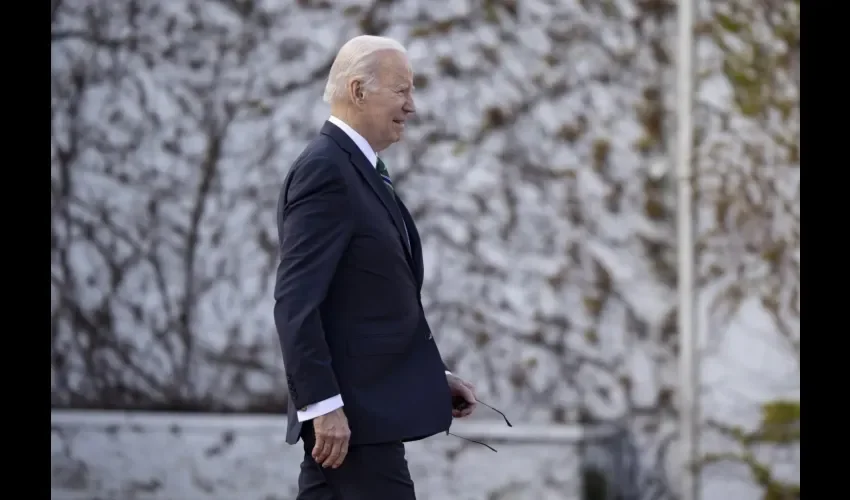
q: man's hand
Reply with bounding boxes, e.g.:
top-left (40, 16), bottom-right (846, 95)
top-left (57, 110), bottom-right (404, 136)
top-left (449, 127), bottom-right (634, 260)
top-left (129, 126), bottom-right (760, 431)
top-left (447, 373), bottom-right (477, 418)
top-left (312, 407), bottom-right (351, 469)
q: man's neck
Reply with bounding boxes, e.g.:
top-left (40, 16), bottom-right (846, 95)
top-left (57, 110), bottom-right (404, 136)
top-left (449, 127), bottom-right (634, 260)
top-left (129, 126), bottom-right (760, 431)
top-left (330, 108), bottom-right (380, 152)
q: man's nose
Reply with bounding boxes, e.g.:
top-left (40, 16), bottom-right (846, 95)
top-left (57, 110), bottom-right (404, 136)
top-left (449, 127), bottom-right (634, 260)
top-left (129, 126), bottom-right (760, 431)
top-left (403, 97), bottom-right (416, 115)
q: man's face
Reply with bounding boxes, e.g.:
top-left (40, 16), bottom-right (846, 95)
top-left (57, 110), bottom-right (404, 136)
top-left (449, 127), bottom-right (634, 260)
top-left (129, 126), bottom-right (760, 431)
top-left (361, 51), bottom-right (415, 152)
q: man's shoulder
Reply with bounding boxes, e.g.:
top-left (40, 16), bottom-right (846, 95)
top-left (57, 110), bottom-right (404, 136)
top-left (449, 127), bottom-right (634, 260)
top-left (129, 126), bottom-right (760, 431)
top-left (281, 137), bottom-right (352, 200)
top-left (291, 133), bottom-right (346, 171)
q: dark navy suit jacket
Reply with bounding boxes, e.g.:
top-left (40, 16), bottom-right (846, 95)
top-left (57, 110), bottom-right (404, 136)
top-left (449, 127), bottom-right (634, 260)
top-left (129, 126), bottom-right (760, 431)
top-left (274, 121), bottom-right (453, 446)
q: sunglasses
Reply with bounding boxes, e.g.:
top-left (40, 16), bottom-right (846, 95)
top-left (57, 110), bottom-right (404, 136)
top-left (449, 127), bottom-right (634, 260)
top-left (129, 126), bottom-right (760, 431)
top-left (447, 397), bottom-right (513, 452)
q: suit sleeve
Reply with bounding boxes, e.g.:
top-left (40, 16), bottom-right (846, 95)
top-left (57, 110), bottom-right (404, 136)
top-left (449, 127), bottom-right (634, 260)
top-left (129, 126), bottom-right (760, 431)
top-left (274, 156), bottom-right (352, 411)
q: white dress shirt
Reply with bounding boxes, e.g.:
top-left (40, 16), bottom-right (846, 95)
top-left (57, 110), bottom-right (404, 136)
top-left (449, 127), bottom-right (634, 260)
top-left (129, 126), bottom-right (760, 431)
top-left (295, 116), bottom-right (451, 423)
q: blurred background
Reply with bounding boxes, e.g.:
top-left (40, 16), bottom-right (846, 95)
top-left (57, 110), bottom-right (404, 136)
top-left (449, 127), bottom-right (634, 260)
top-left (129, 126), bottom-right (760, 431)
top-left (50, 0), bottom-right (799, 499)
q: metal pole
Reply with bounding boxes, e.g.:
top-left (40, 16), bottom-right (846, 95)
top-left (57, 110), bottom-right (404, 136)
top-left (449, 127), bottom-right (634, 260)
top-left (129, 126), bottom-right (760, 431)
top-left (675, 0), bottom-right (699, 497)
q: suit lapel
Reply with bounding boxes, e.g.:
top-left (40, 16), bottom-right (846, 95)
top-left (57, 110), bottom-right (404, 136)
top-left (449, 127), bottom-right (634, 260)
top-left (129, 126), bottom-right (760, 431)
top-left (321, 122), bottom-right (412, 258)
top-left (397, 199), bottom-right (424, 288)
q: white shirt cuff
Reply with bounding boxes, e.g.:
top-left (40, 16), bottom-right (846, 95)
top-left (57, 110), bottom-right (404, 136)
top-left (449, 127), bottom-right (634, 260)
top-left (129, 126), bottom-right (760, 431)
top-left (296, 394), bottom-right (344, 422)
top-left (445, 370), bottom-right (452, 375)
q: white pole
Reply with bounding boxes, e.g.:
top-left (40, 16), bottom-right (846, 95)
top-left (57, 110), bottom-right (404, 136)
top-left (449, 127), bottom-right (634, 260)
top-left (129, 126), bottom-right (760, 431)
top-left (675, 0), bottom-right (699, 497)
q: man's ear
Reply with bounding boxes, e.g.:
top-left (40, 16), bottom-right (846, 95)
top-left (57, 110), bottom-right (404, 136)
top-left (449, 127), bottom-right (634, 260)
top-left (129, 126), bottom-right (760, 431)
top-left (349, 80), bottom-right (365, 106)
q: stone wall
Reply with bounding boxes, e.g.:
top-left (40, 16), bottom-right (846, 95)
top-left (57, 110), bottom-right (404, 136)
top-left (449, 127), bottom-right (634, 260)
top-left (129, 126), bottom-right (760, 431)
top-left (51, 411), bottom-right (623, 500)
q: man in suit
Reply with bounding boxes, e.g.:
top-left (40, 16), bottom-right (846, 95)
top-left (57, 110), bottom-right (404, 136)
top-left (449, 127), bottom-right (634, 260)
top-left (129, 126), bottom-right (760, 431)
top-left (274, 35), bottom-right (479, 499)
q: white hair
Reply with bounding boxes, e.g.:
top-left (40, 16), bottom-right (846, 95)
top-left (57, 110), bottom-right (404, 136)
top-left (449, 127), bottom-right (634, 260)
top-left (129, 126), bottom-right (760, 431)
top-left (323, 35), bottom-right (407, 104)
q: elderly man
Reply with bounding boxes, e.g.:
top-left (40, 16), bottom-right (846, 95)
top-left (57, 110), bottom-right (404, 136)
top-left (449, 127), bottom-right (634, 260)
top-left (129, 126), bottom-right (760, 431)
top-left (273, 35), bottom-right (478, 499)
